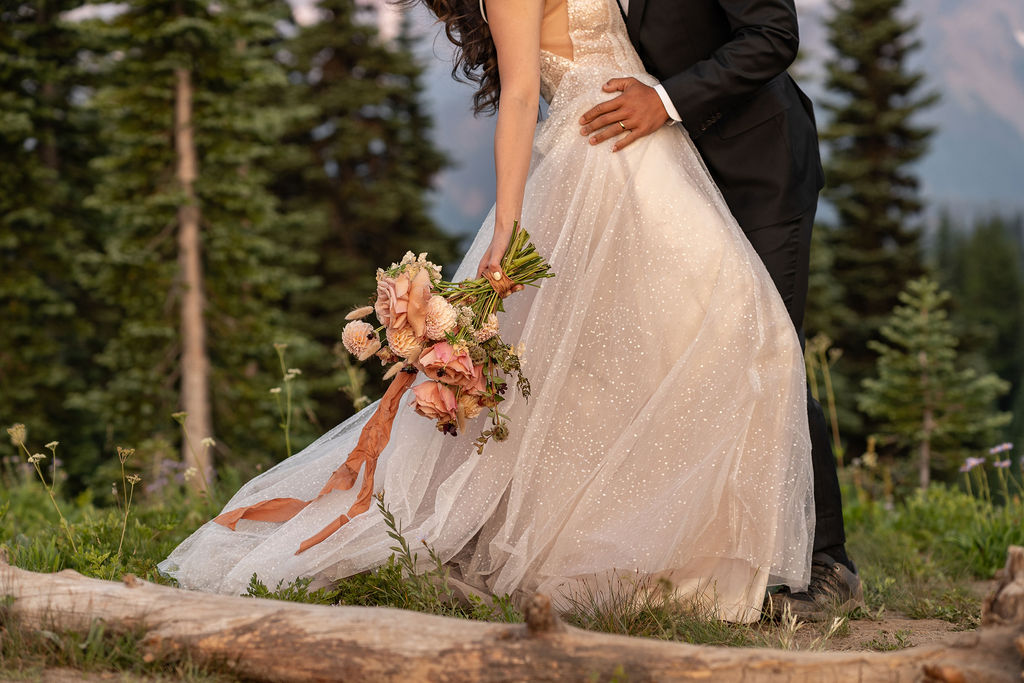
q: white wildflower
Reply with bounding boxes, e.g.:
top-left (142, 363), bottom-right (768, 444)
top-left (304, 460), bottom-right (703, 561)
top-left (7, 424), bottom-right (26, 447)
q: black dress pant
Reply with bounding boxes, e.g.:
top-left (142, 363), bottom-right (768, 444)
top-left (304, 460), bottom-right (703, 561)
top-left (742, 206), bottom-right (847, 552)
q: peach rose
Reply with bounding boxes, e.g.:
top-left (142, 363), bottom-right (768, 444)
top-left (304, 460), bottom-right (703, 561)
top-left (416, 341), bottom-right (477, 388)
top-left (461, 362), bottom-right (487, 395)
top-left (409, 381), bottom-right (457, 422)
top-left (374, 268), bottom-right (432, 338)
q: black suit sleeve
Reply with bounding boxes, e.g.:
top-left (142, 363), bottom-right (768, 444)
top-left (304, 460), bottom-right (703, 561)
top-left (659, 0), bottom-right (800, 136)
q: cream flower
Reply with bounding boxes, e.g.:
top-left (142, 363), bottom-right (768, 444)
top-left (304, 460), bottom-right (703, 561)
top-left (457, 393), bottom-right (484, 420)
top-left (7, 423), bottom-right (26, 447)
top-left (473, 313), bottom-right (499, 342)
top-left (424, 296), bottom-right (458, 341)
top-left (342, 320), bottom-right (382, 361)
top-left (457, 306), bottom-right (474, 329)
top-left (345, 306), bottom-right (375, 321)
top-left (382, 361), bottom-right (406, 381)
top-left (386, 326), bottom-right (423, 359)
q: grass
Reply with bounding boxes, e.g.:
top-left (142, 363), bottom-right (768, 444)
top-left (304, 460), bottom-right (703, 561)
top-left (0, 452), bottom-right (1000, 679)
top-left (0, 351), bottom-right (1011, 674)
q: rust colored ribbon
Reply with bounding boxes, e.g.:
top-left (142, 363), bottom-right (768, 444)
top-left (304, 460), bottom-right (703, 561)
top-left (483, 267), bottom-right (518, 298)
top-left (213, 369), bottom-right (418, 555)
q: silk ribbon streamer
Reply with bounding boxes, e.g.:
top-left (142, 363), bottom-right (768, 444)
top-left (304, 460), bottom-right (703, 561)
top-left (212, 369), bottom-right (419, 555)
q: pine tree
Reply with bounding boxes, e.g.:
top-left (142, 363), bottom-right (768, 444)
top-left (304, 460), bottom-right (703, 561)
top-left (76, 0), bottom-right (314, 481)
top-left (858, 278), bottom-right (1011, 489)
top-left (821, 0), bottom-right (939, 382)
top-left (0, 2), bottom-right (106, 471)
top-left (270, 2), bottom-right (458, 431)
top-left (932, 211), bottom-right (1024, 456)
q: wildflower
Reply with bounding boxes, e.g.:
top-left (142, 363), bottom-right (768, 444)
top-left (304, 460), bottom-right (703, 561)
top-left (171, 412), bottom-right (187, 424)
top-left (273, 342), bottom-right (289, 352)
top-left (126, 474), bottom-right (142, 485)
top-left (345, 306), bottom-right (375, 321)
top-left (287, 368), bottom-right (302, 376)
top-left (862, 450), bottom-right (878, 469)
top-left (183, 466), bottom-right (199, 481)
top-left (117, 446), bottom-right (135, 464)
top-left (269, 387), bottom-right (282, 395)
top-left (994, 460), bottom-right (1011, 469)
top-left (201, 437), bottom-right (216, 448)
top-left (27, 452), bottom-right (46, 464)
top-left (45, 441), bottom-right (59, 450)
top-left (990, 442), bottom-right (1014, 455)
top-left (7, 424), bottom-right (26, 447)
top-left (960, 456), bottom-right (986, 472)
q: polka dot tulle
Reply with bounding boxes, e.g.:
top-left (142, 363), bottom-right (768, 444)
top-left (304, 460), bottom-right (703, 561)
top-left (159, 0), bottom-right (814, 623)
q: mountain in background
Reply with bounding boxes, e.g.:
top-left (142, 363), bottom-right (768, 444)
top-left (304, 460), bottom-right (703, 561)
top-left (397, 0), bottom-right (1024, 235)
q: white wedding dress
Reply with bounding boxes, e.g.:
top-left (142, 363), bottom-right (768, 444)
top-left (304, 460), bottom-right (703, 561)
top-left (159, 0), bottom-right (814, 622)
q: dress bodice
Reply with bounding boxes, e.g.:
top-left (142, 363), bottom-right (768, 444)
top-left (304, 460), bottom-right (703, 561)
top-left (538, 0), bottom-right (649, 103)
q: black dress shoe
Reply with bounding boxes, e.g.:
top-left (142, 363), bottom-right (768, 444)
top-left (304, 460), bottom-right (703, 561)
top-left (767, 552), bottom-right (864, 622)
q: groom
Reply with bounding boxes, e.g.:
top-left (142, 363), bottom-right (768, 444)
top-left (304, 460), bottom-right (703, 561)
top-left (580, 0), bottom-right (862, 619)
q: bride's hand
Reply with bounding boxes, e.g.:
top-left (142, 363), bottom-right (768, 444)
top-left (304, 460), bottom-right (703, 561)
top-left (477, 229), bottom-right (513, 280)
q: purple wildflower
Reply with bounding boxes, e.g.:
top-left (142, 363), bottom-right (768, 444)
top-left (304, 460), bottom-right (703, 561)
top-left (994, 459), bottom-right (1012, 469)
top-left (961, 456), bottom-right (987, 472)
top-left (989, 442), bottom-right (1014, 455)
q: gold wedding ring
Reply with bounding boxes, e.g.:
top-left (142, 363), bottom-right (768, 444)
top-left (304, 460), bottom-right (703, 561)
top-left (618, 121), bottom-right (627, 130)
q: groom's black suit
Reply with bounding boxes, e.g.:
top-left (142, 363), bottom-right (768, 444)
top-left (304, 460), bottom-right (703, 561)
top-left (623, 0), bottom-right (845, 553)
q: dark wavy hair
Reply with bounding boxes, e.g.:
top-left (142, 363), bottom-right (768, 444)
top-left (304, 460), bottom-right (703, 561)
top-left (400, 0), bottom-right (500, 115)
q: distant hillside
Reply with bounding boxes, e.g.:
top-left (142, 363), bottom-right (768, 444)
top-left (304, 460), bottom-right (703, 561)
top-left (795, 0), bottom-right (1024, 217)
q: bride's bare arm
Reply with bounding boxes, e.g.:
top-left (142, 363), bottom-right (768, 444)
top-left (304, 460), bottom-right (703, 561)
top-left (476, 0), bottom-right (544, 279)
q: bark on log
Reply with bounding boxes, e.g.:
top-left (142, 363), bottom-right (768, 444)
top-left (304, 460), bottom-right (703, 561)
top-left (3, 549), bottom-right (1024, 682)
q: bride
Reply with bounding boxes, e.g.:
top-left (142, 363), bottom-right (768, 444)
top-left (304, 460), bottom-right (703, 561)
top-left (159, 0), bottom-right (814, 622)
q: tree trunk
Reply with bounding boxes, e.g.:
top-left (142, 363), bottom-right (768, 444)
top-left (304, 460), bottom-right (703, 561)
top-left (175, 65), bottom-right (213, 487)
top-left (3, 548), bottom-right (1024, 682)
top-left (919, 347), bottom-right (932, 490)
top-left (920, 407), bottom-right (933, 490)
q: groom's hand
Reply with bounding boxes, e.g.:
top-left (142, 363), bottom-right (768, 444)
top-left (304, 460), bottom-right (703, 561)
top-left (579, 78), bottom-right (669, 151)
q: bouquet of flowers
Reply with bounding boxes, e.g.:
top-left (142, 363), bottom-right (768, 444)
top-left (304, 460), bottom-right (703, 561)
top-left (213, 225), bottom-right (551, 553)
top-left (341, 222), bottom-right (553, 453)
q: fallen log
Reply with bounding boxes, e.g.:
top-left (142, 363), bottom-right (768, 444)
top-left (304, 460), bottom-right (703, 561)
top-left (2, 548), bottom-right (1023, 682)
